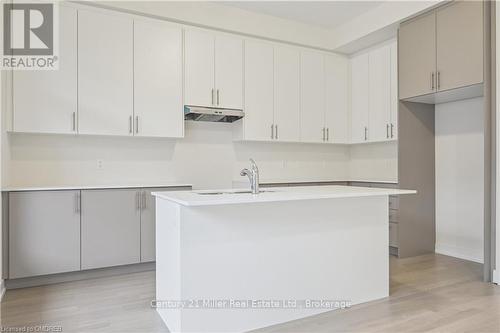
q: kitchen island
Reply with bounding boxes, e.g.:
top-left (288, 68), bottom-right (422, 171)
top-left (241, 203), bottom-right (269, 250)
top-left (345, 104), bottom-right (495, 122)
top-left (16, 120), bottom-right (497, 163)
top-left (153, 186), bottom-right (416, 332)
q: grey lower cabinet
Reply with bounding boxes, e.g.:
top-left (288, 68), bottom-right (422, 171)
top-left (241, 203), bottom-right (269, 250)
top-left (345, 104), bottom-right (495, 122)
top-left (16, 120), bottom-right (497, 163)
top-left (81, 189), bottom-right (141, 270)
top-left (9, 191), bottom-right (81, 279)
top-left (80, 187), bottom-right (178, 269)
top-left (140, 189), bottom-right (157, 262)
top-left (6, 186), bottom-right (189, 280)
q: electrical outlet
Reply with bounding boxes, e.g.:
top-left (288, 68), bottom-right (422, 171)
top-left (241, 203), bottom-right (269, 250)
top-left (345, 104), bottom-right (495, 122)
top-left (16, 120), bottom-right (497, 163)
top-left (97, 160), bottom-right (104, 170)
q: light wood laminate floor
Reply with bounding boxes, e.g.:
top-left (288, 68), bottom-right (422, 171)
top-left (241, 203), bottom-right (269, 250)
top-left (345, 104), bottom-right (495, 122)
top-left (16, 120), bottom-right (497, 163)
top-left (0, 254), bottom-right (498, 332)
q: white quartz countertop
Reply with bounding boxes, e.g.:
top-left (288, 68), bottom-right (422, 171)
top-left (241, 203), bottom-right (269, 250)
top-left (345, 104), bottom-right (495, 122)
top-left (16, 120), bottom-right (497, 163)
top-left (153, 185), bottom-right (416, 207)
top-left (3, 183), bottom-right (192, 192)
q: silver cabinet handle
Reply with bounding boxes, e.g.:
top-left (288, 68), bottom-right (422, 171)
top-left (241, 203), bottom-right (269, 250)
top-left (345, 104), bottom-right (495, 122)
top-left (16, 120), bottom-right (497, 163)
top-left (431, 72), bottom-right (435, 91)
top-left (72, 112), bottom-right (76, 132)
top-left (129, 116), bottom-right (133, 134)
top-left (391, 123), bottom-right (394, 138)
top-left (386, 124), bottom-right (389, 138)
top-left (322, 128), bottom-right (325, 141)
top-left (136, 191), bottom-right (140, 210)
top-left (437, 71), bottom-right (440, 90)
top-left (327, 128), bottom-right (329, 141)
top-left (275, 124), bottom-right (278, 140)
top-left (211, 88), bottom-right (214, 105)
top-left (271, 124), bottom-right (274, 139)
top-left (217, 89), bottom-right (220, 106)
top-left (135, 116), bottom-right (139, 134)
top-left (364, 127), bottom-right (368, 141)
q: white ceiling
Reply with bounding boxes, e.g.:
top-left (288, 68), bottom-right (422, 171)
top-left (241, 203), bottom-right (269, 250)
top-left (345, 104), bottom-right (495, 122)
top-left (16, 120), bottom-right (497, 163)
top-left (219, 1), bottom-right (384, 30)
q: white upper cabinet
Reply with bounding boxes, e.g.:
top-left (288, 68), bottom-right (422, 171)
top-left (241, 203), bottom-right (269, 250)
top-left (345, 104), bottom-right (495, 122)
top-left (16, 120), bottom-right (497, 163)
top-left (350, 40), bottom-right (397, 144)
top-left (242, 40), bottom-right (274, 141)
top-left (390, 42), bottom-right (398, 140)
top-left (184, 29), bottom-right (243, 109)
top-left (274, 45), bottom-right (300, 142)
top-left (300, 50), bottom-right (325, 143)
top-left (12, 5), bottom-right (77, 134)
top-left (215, 35), bottom-right (243, 109)
top-left (78, 9), bottom-right (133, 136)
top-left (325, 54), bottom-right (349, 144)
top-left (184, 29), bottom-right (215, 107)
top-left (134, 20), bottom-right (183, 138)
top-left (350, 53), bottom-right (369, 144)
top-left (368, 44), bottom-right (391, 142)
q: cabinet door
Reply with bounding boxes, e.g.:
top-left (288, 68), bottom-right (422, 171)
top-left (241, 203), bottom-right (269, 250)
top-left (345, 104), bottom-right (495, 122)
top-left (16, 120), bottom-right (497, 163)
top-left (390, 41), bottom-right (398, 140)
top-left (9, 191), bottom-right (80, 278)
top-left (350, 53), bottom-right (369, 143)
top-left (274, 46), bottom-right (300, 142)
top-left (140, 189), bottom-right (156, 262)
top-left (12, 6), bottom-right (77, 134)
top-left (300, 50), bottom-right (325, 143)
top-left (398, 11), bottom-right (436, 99)
top-left (215, 35), bottom-right (243, 109)
top-left (243, 40), bottom-right (274, 141)
top-left (134, 20), bottom-right (183, 138)
top-left (436, 1), bottom-right (483, 91)
top-left (184, 29), bottom-right (215, 107)
top-left (81, 189), bottom-right (140, 270)
top-left (78, 9), bottom-right (133, 136)
top-left (325, 54), bottom-right (349, 144)
top-left (369, 44), bottom-right (391, 142)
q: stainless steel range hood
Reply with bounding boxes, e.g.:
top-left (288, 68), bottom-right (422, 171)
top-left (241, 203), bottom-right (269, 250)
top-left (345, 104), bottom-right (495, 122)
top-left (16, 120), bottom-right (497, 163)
top-left (184, 106), bottom-right (244, 123)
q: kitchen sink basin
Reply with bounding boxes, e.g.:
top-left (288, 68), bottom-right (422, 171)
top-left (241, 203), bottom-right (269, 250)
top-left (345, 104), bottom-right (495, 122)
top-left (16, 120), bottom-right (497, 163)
top-left (196, 190), bottom-right (275, 195)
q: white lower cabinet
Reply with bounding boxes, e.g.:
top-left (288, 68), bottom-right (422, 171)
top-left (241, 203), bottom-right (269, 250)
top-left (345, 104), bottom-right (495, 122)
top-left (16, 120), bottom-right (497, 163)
top-left (9, 191), bottom-right (81, 279)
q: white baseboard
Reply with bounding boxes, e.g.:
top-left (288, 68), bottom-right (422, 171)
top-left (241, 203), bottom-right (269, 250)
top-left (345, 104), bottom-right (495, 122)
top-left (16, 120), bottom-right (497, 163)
top-left (493, 270), bottom-right (500, 285)
top-left (435, 243), bottom-right (484, 264)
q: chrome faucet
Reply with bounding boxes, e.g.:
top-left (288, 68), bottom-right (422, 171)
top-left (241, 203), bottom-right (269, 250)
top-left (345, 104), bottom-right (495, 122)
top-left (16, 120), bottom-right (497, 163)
top-left (240, 158), bottom-right (260, 194)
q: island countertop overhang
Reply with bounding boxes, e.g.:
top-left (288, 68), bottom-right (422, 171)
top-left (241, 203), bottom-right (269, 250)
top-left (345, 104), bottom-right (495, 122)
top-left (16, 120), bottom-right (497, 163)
top-left (152, 185), bottom-right (416, 207)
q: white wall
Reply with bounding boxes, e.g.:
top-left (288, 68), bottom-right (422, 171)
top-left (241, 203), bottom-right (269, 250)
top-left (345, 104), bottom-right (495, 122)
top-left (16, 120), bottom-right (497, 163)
top-left (97, 1), bottom-right (332, 50)
top-left (3, 122), bottom-right (352, 190)
top-left (349, 142), bottom-right (398, 182)
top-left (95, 1), bottom-right (441, 53)
top-left (435, 97), bottom-right (484, 263)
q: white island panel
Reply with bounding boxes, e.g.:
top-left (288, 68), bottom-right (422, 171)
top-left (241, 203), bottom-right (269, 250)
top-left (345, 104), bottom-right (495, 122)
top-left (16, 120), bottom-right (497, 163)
top-left (155, 194), bottom-right (391, 332)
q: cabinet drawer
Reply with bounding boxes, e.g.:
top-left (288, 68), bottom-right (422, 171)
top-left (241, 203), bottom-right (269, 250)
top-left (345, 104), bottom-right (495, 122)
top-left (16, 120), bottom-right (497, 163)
top-left (389, 222), bottom-right (399, 247)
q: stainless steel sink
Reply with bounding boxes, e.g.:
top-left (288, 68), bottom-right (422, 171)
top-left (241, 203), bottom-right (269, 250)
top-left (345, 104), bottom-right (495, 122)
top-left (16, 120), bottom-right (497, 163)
top-left (196, 190), bottom-right (275, 195)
